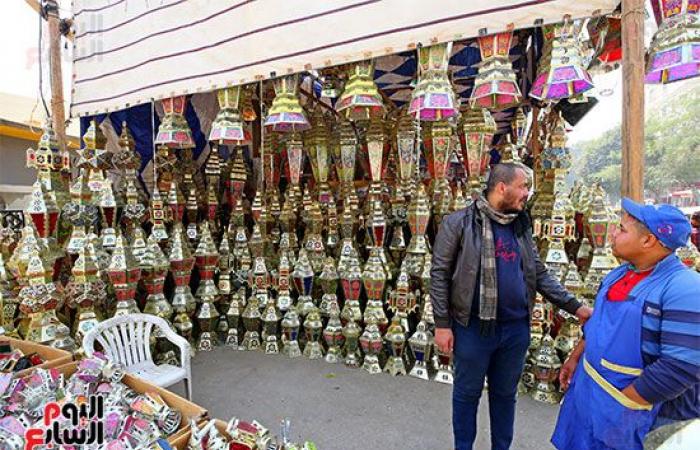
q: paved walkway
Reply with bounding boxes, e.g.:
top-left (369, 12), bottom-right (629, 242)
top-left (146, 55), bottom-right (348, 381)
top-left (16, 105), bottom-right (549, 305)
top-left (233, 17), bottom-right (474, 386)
top-left (170, 347), bottom-right (560, 450)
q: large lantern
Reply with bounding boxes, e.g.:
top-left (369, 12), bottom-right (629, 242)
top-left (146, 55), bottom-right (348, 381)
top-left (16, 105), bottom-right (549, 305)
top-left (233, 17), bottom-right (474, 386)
top-left (470, 31), bottom-right (522, 110)
top-left (461, 107), bottom-right (496, 195)
top-left (645, 1), bottom-right (700, 84)
top-left (409, 42), bottom-right (459, 121)
top-left (155, 96), bottom-right (195, 149)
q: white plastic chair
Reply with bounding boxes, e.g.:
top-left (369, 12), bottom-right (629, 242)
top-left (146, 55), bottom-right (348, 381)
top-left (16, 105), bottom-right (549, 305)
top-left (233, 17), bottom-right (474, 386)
top-left (83, 313), bottom-right (193, 400)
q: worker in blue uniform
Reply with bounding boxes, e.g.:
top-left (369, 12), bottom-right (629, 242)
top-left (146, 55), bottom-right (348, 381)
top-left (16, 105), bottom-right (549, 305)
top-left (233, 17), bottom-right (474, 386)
top-left (552, 198), bottom-right (700, 450)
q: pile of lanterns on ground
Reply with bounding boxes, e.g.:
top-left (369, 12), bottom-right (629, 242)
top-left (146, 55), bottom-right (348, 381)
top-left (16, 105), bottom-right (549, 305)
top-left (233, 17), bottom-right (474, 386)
top-left (1, 9), bottom-right (699, 413)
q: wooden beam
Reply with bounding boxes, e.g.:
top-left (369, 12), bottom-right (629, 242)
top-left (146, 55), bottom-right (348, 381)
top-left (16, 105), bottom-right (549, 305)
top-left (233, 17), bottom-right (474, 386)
top-left (621, 0), bottom-right (645, 201)
top-left (45, 0), bottom-right (68, 154)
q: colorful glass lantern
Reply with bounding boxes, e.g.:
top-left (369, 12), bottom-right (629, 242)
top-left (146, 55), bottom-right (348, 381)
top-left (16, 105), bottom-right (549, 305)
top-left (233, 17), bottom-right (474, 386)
top-left (470, 31), bottom-right (522, 110)
top-left (305, 110), bottom-right (332, 203)
top-left (395, 112), bottom-right (417, 183)
top-left (336, 60), bottom-right (385, 121)
top-left (588, 16), bottom-right (623, 67)
top-left (209, 86), bottom-right (245, 144)
top-left (26, 120), bottom-right (69, 209)
top-left (461, 107), bottom-right (496, 195)
top-left (264, 74), bottom-right (310, 132)
top-left (646, 0), bottom-right (700, 84)
top-left (529, 21), bottom-right (594, 100)
top-left (409, 42), bottom-right (459, 121)
top-left (155, 96), bottom-right (195, 149)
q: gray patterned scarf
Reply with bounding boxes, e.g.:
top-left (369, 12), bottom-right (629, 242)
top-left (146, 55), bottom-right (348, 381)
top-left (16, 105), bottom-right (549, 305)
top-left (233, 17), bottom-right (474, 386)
top-left (475, 196), bottom-right (519, 336)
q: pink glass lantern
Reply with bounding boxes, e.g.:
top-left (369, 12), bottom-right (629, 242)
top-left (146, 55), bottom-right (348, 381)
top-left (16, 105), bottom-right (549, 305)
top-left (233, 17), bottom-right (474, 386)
top-left (646, 0), bottom-right (700, 84)
top-left (155, 96), bottom-right (195, 149)
top-left (529, 21), bottom-right (594, 100)
top-left (264, 74), bottom-right (311, 133)
top-left (409, 42), bottom-right (459, 121)
top-left (470, 31), bottom-right (522, 110)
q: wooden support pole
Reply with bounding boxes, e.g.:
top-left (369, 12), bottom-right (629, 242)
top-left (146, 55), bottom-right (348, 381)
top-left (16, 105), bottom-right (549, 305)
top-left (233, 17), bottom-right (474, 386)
top-left (45, 0), bottom-right (68, 153)
top-left (621, 0), bottom-right (646, 201)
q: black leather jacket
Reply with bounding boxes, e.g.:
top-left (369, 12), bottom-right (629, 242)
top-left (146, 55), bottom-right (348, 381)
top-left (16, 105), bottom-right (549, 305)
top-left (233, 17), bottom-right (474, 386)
top-left (429, 203), bottom-right (582, 328)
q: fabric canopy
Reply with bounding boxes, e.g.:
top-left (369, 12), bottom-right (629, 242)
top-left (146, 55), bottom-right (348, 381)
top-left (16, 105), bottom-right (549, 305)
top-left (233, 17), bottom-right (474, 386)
top-left (70, 0), bottom-right (619, 117)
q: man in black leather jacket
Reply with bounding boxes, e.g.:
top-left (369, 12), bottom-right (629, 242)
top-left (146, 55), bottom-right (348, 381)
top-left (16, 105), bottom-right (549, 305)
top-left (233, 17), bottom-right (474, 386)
top-left (430, 163), bottom-right (592, 450)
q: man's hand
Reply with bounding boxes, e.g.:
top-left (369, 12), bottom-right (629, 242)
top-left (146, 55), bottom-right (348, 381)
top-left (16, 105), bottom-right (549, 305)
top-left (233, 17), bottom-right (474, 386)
top-left (575, 305), bottom-right (593, 325)
top-left (559, 355), bottom-right (579, 391)
top-left (434, 328), bottom-right (454, 354)
top-left (622, 384), bottom-right (652, 407)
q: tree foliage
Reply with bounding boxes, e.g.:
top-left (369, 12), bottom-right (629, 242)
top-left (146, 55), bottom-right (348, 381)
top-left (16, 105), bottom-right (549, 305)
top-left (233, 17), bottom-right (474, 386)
top-left (573, 84), bottom-right (700, 202)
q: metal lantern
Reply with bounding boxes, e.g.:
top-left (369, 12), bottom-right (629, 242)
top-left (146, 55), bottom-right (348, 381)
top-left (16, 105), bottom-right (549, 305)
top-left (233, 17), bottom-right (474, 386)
top-left (318, 257), bottom-right (340, 318)
top-left (395, 112), bottom-right (417, 187)
top-left (323, 303), bottom-right (345, 364)
top-left (336, 60), bottom-right (385, 121)
top-left (194, 223), bottom-right (220, 351)
top-left (264, 74), bottom-right (310, 132)
top-left (529, 20), bottom-right (594, 100)
top-left (303, 307), bottom-right (324, 359)
top-left (155, 96), bottom-right (195, 149)
top-left (281, 308), bottom-right (302, 358)
top-left (408, 320), bottom-right (433, 380)
top-left (384, 315), bottom-right (408, 376)
top-left (140, 234), bottom-right (172, 322)
top-left (409, 42), bottom-right (459, 121)
top-left (169, 224), bottom-right (196, 340)
top-left (65, 245), bottom-right (106, 344)
top-left (470, 31), bottom-right (522, 110)
top-left (362, 248), bottom-right (388, 330)
top-left (342, 316), bottom-right (362, 368)
top-left (305, 110), bottom-right (332, 204)
top-left (359, 315), bottom-right (383, 374)
top-left (646, 1), bottom-right (700, 84)
top-left (261, 296), bottom-right (281, 355)
top-left (461, 107), bottom-right (496, 196)
top-left (26, 120), bottom-right (69, 209)
top-left (107, 233), bottom-right (141, 317)
top-left (292, 250), bottom-right (316, 317)
top-left (209, 86), bottom-right (245, 144)
top-left (531, 334), bottom-right (563, 404)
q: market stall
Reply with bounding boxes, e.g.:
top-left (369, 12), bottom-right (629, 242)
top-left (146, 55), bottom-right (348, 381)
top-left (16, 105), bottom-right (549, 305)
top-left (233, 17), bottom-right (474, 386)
top-left (2, 0), bottom-right (700, 448)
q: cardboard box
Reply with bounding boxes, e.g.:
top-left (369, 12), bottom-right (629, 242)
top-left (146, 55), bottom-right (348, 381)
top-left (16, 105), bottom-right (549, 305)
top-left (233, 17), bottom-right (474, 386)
top-left (0, 336), bottom-right (73, 378)
top-left (170, 419), bottom-right (229, 450)
top-left (56, 361), bottom-right (208, 444)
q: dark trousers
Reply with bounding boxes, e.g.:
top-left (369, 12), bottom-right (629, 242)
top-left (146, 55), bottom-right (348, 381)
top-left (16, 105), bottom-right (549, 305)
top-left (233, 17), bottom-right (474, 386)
top-left (452, 318), bottom-right (530, 450)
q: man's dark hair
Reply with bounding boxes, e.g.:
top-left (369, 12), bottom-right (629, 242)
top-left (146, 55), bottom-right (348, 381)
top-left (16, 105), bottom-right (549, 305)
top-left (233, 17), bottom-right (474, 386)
top-left (692, 211), bottom-right (700, 223)
top-left (485, 163), bottom-right (526, 193)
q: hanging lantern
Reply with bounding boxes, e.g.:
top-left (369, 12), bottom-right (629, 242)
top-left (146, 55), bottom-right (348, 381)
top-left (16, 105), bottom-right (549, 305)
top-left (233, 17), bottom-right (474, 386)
top-left (645, 1), bottom-right (700, 84)
top-left (336, 60), bottom-right (385, 121)
top-left (306, 110), bottom-right (331, 204)
top-left (529, 20), bottom-right (594, 100)
top-left (511, 107), bottom-right (528, 150)
top-left (264, 74), bottom-right (310, 132)
top-left (470, 30), bottom-right (522, 110)
top-left (395, 112), bottom-right (417, 184)
top-left (155, 96), bottom-right (195, 149)
top-left (587, 16), bottom-right (622, 67)
top-left (26, 120), bottom-right (69, 209)
top-left (461, 107), bottom-right (496, 195)
top-left (209, 86), bottom-right (245, 144)
top-left (410, 42), bottom-right (459, 121)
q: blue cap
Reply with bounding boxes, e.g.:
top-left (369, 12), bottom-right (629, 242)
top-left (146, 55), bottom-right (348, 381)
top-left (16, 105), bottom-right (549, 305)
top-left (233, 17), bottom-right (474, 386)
top-left (621, 198), bottom-right (691, 251)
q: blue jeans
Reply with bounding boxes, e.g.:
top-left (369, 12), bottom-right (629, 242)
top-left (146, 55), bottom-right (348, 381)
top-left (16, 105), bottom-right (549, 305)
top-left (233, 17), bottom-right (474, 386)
top-left (452, 318), bottom-right (530, 450)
